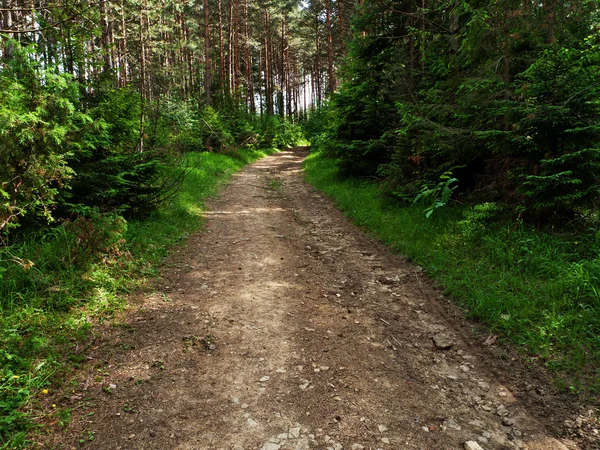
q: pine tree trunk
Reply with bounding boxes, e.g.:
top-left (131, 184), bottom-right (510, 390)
top-left (100, 0), bottom-right (112, 72)
top-left (234, 0), bottom-right (241, 103)
top-left (279, 12), bottom-right (285, 117)
top-left (228, 0), bottom-right (234, 96)
top-left (218, 0), bottom-right (225, 94)
top-left (119, 0), bottom-right (128, 86)
top-left (302, 69), bottom-right (307, 116)
top-left (503, 1), bottom-right (510, 83)
top-left (264, 10), bottom-right (273, 114)
top-left (314, 16), bottom-right (321, 105)
top-left (421, 0), bottom-right (425, 71)
top-left (258, 46), bottom-right (263, 116)
top-left (326, 0), bottom-right (335, 93)
top-left (204, 0), bottom-right (212, 105)
top-left (409, 9), bottom-right (415, 89)
top-left (338, 0), bottom-right (346, 56)
top-left (244, 0), bottom-right (255, 112)
top-left (138, 0), bottom-right (147, 152)
top-left (1, 0), bottom-right (14, 59)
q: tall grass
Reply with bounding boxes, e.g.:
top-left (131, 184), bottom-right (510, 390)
top-left (304, 151), bottom-right (600, 395)
top-left (0, 147), bottom-right (275, 448)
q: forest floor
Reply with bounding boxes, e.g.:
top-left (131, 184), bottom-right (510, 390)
top-left (42, 148), bottom-right (596, 450)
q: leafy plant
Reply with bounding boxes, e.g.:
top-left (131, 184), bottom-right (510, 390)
top-left (414, 172), bottom-right (459, 218)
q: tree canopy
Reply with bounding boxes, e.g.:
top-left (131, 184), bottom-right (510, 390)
top-left (2, 0), bottom-right (600, 233)
top-left (0, 0), bottom-right (349, 236)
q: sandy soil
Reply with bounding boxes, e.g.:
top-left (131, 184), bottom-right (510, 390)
top-left (42, 148), bottom-right (598, 450)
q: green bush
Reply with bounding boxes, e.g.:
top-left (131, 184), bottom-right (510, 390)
top-left (60, 148), bottom-right (171, 218)
top-left (152, 97), bottom-right (202, 152)
top-left (515, 39), bottom-right (600, 218)
top-left (199, 106), bottom-right (235, 151)
top-left (315, 1), bottom-right (600, 222)
top-left (0, 46), bottom-right (86, 236)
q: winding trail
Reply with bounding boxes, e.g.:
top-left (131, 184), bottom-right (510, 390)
top-left (49, 148), bottom-right (581, 450)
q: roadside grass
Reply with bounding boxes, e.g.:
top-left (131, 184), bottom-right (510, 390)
top-left (304, 150), bottom-right (600, 396)
top-left (0, 147), bottom-right (276, 448)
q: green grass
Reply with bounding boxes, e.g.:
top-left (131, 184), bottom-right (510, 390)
top-left (304, 150), bottom-right (600, 395)
top-left (0, 147), bottom-right (276, 448)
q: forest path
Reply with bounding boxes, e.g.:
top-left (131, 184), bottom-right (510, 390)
top-left (48, 148), bottom-right (579, 450)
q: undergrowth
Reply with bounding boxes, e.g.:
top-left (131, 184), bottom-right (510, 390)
top-left (304, 150), bottom-right (600, 396)
top-left (0, 147), bottom-right (276, 448)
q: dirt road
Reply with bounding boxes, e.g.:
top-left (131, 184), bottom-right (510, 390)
top-left (47, 148), bottom-right (586, 449)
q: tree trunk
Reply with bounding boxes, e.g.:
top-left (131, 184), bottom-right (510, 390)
top-left (1, 0), bottom-right (14, 59)
top-left (408, 8), bottom-right (415, 89)
top-left (234, 0), bottom-right (241, 103)
top-left (258, 46), bottom-right (263, 116)
top-left (314, 16), bottom-right (321, 105)
top-left (244, 0), bottom-right (255, 112)
top-left (138, 0), bottom-right (147, 152)
top-left (119, 0), bottom-right (128, 86)
top-left (264, 10), bottom-right (273, 114)
top-left (338, 0), bottom-right (347, 56)
top-left (100, 0), bottom-right (112, 72)
top-left (228, 0), bottom-right (234, 96)
top-left (204, 0), bottom-right (212, 105)
top-left (326, 0), bottom-right (335, 93)
top-left (302, 68), bottom-right (307, 115)
top-left (279, 12), bottom-right (285, 117)
top-left (421, 0), bottom-right (425, 71)
top-left (218, 0), bottom-right (225, 94)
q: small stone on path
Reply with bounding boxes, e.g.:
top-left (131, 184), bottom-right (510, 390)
top-left (261, 443), bottom-right (281, 450)
top-left (378, 424), bottom-right (388, 433)
top-left (464, 441), bottom-right (485, 450)
top-left (469, 420), bottom-right (485, 428)
top-left (260, 376), bottom-right (270, 382)
top-left (496, 405), bottom-right (509, 417)
top-left (443, 418), bottom-right (461, 431)
top-left (295, 438), bottom-right (310, 450)
top-left (433, 333), bottom-right (454, 350)
top-left (502, 416), bottom-right (515, 426)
